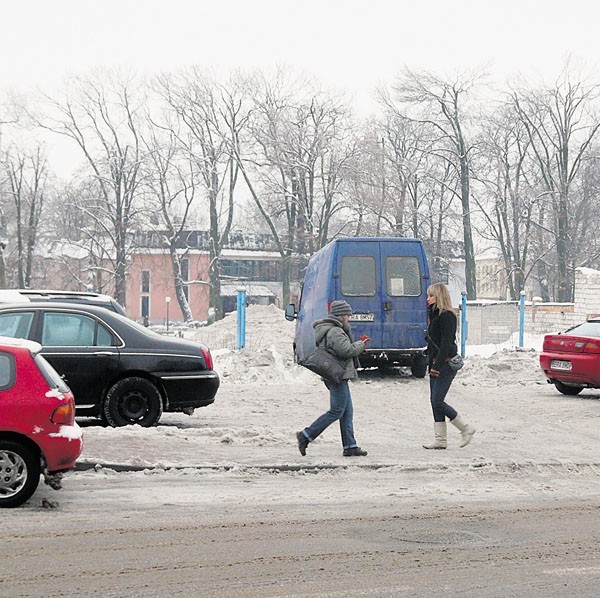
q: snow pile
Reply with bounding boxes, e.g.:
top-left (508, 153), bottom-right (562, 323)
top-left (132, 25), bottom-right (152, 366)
top-left (459, 349), bottom-right (546, 387)
top-left (181, 304), bottom-right (547, 387)
top-left (185, 304), bottom-right (313, 384)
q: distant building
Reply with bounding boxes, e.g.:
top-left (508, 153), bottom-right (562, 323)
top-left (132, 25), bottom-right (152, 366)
top-left (35, 230), bottom-right (305, 323)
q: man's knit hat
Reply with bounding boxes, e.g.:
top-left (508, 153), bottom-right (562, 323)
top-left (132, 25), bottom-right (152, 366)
top-left (329, 300), bottom-right (353, 317)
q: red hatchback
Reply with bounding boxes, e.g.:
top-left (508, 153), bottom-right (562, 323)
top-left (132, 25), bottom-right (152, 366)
top-left (0, 337), bottom-right (83, 507)
top-left (540, 319), bottom-right (600, 395)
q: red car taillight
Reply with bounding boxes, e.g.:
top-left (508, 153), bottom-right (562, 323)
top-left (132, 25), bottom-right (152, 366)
top-left (201, 347), bottom-right (213, 370)
top-left (51, 402), bottom-right (76, 425)
top-left (583, 341), bottom-right (600, 354)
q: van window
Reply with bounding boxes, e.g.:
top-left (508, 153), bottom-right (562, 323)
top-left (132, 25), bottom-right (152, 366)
top-left (386, 256), bottom-right (422, 296)
top-left (341, 256), bottom-right (376, 296)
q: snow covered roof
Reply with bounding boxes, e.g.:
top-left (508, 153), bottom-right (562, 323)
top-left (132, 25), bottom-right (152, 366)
top-left (220, 283), bottom-right (276, 297)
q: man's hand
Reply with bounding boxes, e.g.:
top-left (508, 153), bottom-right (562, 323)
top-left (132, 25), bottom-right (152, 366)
top-left (359, 335), bottom-right (371, 344)
top-left (429, 368), bottom-right (440, 377)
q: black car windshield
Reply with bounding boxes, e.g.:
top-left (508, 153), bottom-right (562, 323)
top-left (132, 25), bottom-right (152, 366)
top-left (564, 321), bottom-right (600, 338)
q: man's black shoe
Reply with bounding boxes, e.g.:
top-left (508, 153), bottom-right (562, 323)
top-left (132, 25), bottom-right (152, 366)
top-left (343, 447), bottom-right (368, 457)
top-left (296, 431), bottom-right (308, 456)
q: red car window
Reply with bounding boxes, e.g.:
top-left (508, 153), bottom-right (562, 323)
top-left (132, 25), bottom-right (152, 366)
top-left (0, 352), bottom-right (15, 390)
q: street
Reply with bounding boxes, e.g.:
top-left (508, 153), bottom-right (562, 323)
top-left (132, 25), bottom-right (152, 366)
top-left (2, 339), bottom-right (600, 596)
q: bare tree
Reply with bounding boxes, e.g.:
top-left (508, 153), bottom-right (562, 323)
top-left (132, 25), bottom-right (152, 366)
top-left (1, 145), bottom-right (48, 287)
top-left (233, 71), bottom-right (355, 304)
top-left (474, 104), bottom-right (547, 299)
top-left (158, 70), bottom-right (247, 321)
top-left (142, 116), bottom-right (198, 321)
top-left (33, 71), bottom-right (147, 307)
top-left (384, 68), bottom-right (484, 298)
top-left (371, 112), bottom-right (436, 238)
top-left (0, 99), bottom-right (23, 287)
top-left (512, 67), bottom-right (600, 301)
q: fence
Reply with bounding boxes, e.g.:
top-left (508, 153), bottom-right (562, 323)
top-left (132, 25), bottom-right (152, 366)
top-left (459, 266), bottom-right (600, 348)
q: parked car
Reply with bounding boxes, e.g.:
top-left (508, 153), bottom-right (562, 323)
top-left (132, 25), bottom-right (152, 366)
top-left (0, 336), bottom-right (82, 508)
top-left (0, 289), bottom-right (127, 316)
top-left (540, 319), bottom-right (600, 395)
top-left (0, 302), bottom-right (220, 427)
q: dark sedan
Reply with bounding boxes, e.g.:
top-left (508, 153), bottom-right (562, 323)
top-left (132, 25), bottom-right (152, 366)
top-left (0, 303), bottom-right (219, 426)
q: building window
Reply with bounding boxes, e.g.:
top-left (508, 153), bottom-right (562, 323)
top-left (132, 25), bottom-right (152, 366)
top-left (141, 296), bottom-right (150, 318)
top-left (141, 270), bottom-right (151, 293)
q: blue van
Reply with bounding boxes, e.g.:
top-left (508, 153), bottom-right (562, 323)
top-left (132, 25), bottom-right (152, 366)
top-left (285, 237), bottom-right (430, 377)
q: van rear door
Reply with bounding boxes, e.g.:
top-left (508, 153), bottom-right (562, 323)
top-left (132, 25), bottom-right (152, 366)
top-left (379, 242), bottom-right (427, 349)
top-left (335, 241), bottom-right (383, 346)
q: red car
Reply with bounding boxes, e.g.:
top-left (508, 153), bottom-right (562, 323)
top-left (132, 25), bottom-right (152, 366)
top-left (540, 319), bottom-right (600, 395)
top-left (0, 337), bottom-right (83, 507)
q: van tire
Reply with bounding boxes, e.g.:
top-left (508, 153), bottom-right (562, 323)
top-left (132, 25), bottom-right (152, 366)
top-left (411, 355), bottom-right (428, 378)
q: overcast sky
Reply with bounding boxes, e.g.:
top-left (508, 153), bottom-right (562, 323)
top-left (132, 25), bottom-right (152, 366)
top-left (1, 0), bottom-right (597, 178)
top-left (2, 0), bottom-right (597, 106)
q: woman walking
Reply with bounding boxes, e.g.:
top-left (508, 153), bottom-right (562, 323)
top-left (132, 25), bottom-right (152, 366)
top-left (296, 300), bottom-right (369, 457)
top-left (423, 282), bottom-right (475, 449)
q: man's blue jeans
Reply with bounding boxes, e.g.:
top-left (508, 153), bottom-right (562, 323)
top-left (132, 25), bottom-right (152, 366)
top-left (429, 363), bottom-right (458, 422)
top-left (302, 379), bottom-right (357, 449)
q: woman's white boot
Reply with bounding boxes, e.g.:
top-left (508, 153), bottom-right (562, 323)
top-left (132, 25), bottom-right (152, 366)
top-left (451, 415), bottom-right (475, 447)
top-left (423, 422), bottom-right (447, 449)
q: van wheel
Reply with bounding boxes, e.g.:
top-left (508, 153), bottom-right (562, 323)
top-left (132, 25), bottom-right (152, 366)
top-left (0, 440), bottom-right (41, 508)
top-left (103, 377), bottom-right (163, 427)
top-left (411, 355), bottom-right (428, 378)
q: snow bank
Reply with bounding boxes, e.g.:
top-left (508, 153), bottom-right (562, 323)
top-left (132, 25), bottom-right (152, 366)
top-left (182, 304), bottom-right (546, 387)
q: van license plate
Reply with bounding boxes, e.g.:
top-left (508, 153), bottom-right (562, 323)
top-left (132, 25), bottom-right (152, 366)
top-left (351, 313), bottom-right (375, 322)
top-left (551, 360), bottom-right (572, 371)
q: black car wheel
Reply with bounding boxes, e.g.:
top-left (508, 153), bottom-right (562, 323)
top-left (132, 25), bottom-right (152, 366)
top-left (0, 440), bottom-right (41, 508)
top-left (103, 377), bottom-right (163, 427)
top-left (554, 380), bottom-right (584, 396)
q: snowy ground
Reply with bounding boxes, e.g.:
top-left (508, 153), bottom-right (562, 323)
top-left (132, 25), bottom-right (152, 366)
top-left (5, 305), bottom-right (600, 596)
top-left (25, 304), bottom-right (598, 513)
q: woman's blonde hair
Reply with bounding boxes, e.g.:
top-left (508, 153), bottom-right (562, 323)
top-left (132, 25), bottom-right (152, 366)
top-left (427, 282), bottom-right (454, 313)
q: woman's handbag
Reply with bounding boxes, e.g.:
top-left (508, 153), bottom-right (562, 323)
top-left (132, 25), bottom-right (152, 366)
top-left (301, 347), bottom-right (346, 384)
top-left (447, 354), bottom-right (465, 371)
top-left (300, 329), bottom-right (347, 384)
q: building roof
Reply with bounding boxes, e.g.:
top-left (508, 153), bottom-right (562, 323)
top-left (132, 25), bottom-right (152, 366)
top-left (220, 284), bottom-right (276, 297)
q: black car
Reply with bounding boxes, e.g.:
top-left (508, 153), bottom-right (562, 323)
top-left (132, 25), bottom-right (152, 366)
top-left (0, 302), bottom-right (219, 427)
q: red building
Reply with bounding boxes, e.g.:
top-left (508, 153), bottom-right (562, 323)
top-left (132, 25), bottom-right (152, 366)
top-left (34, 231), bottom-right (304, 324)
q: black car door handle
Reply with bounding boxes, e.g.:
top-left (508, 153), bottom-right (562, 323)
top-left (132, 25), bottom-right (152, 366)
top-left (383, 302), bottom-right (393, 311)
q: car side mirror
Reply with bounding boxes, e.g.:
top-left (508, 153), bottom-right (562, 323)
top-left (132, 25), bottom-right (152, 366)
top-left (284, 303), bottom-right (297, 321)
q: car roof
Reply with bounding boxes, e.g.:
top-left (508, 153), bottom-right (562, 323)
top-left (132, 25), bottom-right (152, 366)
top-left (0, 289), bottom-right (127, 315)
top-left (0, 301), bottom-right (124, 317)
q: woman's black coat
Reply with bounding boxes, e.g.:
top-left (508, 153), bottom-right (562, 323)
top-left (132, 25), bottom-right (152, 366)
top-left (426, 306), bottom-right (458, 370)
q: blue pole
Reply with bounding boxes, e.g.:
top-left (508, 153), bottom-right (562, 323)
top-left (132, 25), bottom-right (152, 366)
top-left (460, 291), bottom-right (468, 358)
top-left (236, 288), bottom-right (247, 350)
top-left (519, 290), bottom-right (525, 348)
